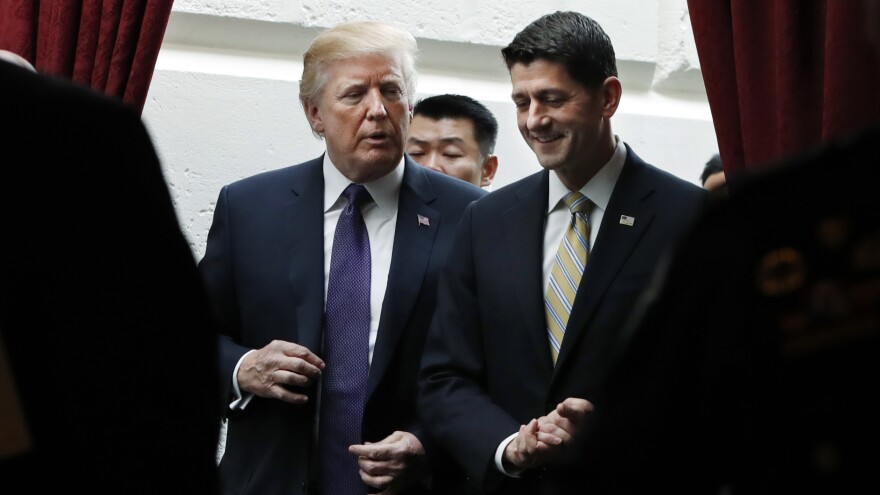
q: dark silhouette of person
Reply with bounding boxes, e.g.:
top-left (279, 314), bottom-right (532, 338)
top-left (0, 58), bottom-right (220, 494)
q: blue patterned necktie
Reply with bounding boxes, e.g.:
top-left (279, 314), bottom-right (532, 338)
top-left (318, 183), bottom-right (372, 495)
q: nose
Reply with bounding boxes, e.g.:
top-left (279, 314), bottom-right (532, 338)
top-left (423, 153), bottom-right (443, 172)
top-left (526, 102), bottom-right (548, 131)
top-left (365, 89), bottom-right (387, 120)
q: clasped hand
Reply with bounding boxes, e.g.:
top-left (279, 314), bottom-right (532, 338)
top-left (503, 397), bottom-right (593, 471)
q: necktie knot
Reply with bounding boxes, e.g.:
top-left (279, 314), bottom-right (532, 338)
top-left (563, 192), bottom-right (591, 215)
top-left (342, 184), bottom-right (372, 212)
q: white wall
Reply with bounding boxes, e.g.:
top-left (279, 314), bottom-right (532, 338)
top-left (142, 0), bottom-right (718, 259)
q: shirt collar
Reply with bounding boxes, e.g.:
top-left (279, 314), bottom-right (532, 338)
top-left (547, 136), bottom-right (627, 214)
top-left (322, 154), bottom-right (404, 218)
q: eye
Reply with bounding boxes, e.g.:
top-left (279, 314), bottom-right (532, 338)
top-left (541, 94), bottom-right (567, 106)
top-left (443, 153), bottom-right (463, 159)
top-left (407, 150), bottom-right (425, 157)
top-left (341, 90), bottom-right (363, 102)
top-left (513, 99), bottom-right (529, 111)
top-left (382, 84), bottom-right (404, 100)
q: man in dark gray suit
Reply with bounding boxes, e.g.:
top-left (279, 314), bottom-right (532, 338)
top-left (419, 11), bottom-right (704, 493)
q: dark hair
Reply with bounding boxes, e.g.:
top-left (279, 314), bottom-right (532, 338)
top-left (700, 153), bottom-right (723, 185)
top-left (501, 11), bottom-right (618, 90)
top-left (413, 94), bottom-right (499, 156)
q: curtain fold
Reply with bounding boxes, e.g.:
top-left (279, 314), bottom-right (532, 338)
top-left (688, 0), bottom-right (880, 176)
top-left (0, 0), bottom-right (174, 114)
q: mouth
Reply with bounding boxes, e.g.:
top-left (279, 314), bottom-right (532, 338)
top-left (364, 131), bottom-right (390, 143)
top-left (530, 133), bottom-right (564, 144)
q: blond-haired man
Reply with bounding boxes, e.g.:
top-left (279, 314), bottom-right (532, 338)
top-left (200, 21), bottom-right (485, 495)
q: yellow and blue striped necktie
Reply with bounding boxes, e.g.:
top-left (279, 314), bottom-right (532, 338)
top-left (545, 192), bottom-right (591, 364)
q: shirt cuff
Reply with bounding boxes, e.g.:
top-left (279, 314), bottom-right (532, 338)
top-left (229, 349), bottom-right (255, 410)
top-left (494, 432), bottom-right (523, 477)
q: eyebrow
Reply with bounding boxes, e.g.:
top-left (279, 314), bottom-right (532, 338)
top-left (407, 135), bottom-right (467, 146)
top-left (336, 75), bottom-right (404, 93)
top-left (511, 88), bottom-right (568, 99)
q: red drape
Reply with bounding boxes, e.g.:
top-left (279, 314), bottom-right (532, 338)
top-left (688, 0), bottom-right (880, 176)
top-left (0, 0), bottom-right (174, 114)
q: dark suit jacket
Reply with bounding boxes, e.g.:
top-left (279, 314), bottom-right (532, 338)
top-left (586, 127), bottom-right (880, 494)
top-left (419, 145), bottom-right (705, 494)
top-left (199, 156), bottom-right (485, 495)
top-left (0, 61), bottom-right (219, 494)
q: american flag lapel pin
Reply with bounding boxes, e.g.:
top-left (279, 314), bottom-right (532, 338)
top-left (417, 214), bottom-right (430, 227)
top-left (619, 215), bottom-right (635, 227)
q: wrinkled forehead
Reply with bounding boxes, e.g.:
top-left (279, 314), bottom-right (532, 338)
top-left (323, 53), bottom-right (406, 83)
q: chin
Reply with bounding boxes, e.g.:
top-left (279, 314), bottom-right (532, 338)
top-left (535, 156), bottom-right (561, 170)
top-left (356, 153), bottom-right (402, 179)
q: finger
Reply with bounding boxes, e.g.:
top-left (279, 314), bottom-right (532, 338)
top-left (536, 420), bottom-right (572, 442)
top-left (357, 457), bottom-right (402, 476)
top-left (349, 442), bottom-right (396, 460)
top-left (557, 398), bottom-right (593, 418)
top-left (359, 470), bottom-right (393, 490)
top-left (535, 431), bottom-right (564, 446)
top-left (271, 369), bottom-right (314, 388)
top-left (520, 421), bottom-right (539, 454)
top-left (276, 357), bottom-right (322, 380)
top-left (267, 385), bottom-right (309, 405)
top-left (278, 341), bottom-right (325, 369)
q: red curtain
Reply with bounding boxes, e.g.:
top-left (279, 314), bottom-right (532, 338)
top-left (688, 0), bottom-right (880, 177)
top-left (0, 0), bottom-right (174, 114)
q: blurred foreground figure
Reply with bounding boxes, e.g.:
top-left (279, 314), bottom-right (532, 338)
top-left (589, 125), bottom-right (880, 493)
top-left (0, 59), bottom-right (219, 494)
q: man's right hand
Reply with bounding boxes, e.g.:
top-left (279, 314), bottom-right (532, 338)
top-left (237, 340), bottom-right (325, 404)
top-left (502, 397), bottom-right (593, 470)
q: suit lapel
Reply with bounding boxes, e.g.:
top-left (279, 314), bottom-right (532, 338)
top-left (285, 157), bottom-right (326, 355)
top-left (503, 171), bottom-right (555, 382)
top-left (554, 150), bottom-right (657, 373)
top-left (366, 160), bottom-right (439, 398)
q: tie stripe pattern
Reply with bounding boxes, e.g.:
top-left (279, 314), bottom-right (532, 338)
top-left (545, 192), bottom-right (591, 364)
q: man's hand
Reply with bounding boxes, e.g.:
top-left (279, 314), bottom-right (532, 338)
top-left (503, 397), bottom-right (593, 470)
top-left (236, 340), bottom-right (324, 404)
top-left (349, 431), bottom-right (426, 494)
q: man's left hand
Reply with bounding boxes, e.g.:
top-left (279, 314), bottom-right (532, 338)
top-left (349, 430), bottom-right (426, 494)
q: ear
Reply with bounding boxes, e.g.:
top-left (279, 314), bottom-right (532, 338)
top-left (303, 99), bottom-right (325, 135)
top-left (599, 76), bottom-right (622, 119)
top-left (480, 155), bottom-right (499, 187)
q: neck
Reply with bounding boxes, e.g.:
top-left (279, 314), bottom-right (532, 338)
top-left (556, 132), bottom-right (616, 191)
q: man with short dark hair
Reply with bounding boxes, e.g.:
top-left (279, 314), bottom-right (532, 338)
top-left (700, 153), bottom-right (726, 190)
top-left (419, 11), bottom-right (704, 493)
top-left (407, 94), bottom-right (499, 187)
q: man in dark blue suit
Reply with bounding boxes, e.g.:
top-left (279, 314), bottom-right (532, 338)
top-left (419, 11), bottom-right (705, 493)
top-left (199, 21), bottom-right (485, 495)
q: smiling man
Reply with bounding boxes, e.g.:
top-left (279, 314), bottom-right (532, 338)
top-left (419, 11), bottom-right (705, 493)
top-left (407, 94), bottom-right (499, 188)
top-left (199, 21), bottom-right (485, 495)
